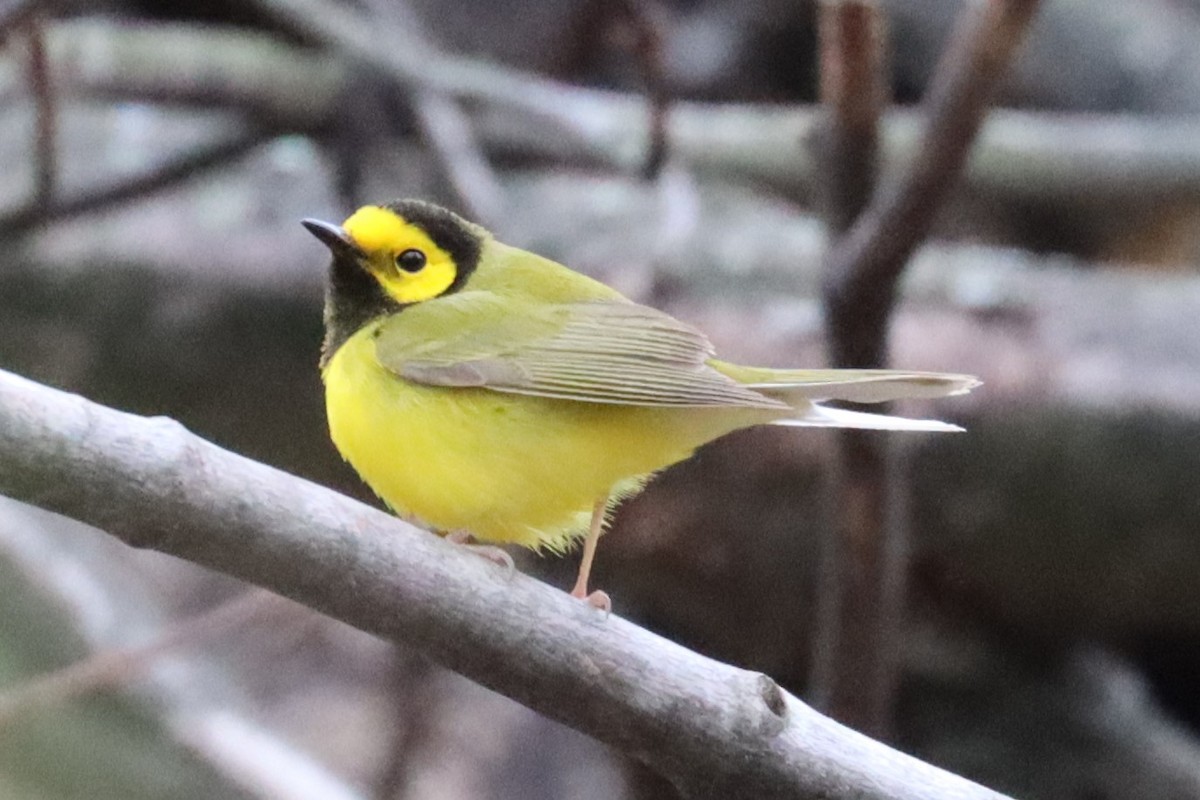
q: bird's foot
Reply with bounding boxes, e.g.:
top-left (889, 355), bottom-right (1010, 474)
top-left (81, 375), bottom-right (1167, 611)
top-left (445, 531), bottom-right (515, 576)
top-left (570, 586), bottom-right (612, 615)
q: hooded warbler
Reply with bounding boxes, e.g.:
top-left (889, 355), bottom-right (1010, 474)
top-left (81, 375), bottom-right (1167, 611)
top-left (304, 201), bottom-right (977, 608)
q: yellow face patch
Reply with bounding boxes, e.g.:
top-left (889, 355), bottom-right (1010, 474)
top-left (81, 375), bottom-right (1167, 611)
top-left (342, 206), bottom-right (458, 305)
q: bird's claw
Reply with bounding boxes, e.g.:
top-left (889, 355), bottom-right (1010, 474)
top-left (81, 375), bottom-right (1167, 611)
top-left (571, 587), bottom-right (612, 616)
top-left (445, 531), bottom-right (516, 578)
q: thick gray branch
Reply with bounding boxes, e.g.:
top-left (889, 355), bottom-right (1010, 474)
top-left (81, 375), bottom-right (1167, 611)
top-left (0, 367), bottom-right (1009, 800)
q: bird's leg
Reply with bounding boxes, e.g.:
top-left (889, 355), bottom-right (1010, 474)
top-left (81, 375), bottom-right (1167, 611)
top-left (570, 498), bottom-right (611, 612)
top-left (444, 530), bottom-right (515, 575)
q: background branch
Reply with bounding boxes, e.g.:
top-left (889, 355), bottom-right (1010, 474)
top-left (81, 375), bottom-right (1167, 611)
top-left (0, 366), bottom-right (1011, 800)
top-left (0, 128), bottom-right (269, 235)
top-left (361, 0), bottom-right (504, 226)
top-left (25, 13), bottom-right (55, 209)
top-left (814, 0), bottom-right (884, 233)
top-left (614, 0), bottom-right (672, 180)
top-left (815, 0), bottom-right (1039, 735)
top-left (809, 0), bottom-right (894, 735)
top-left (7, 21), bottom-right (1200, 212)
top-left (823, 0), bottom-right (1042, 368)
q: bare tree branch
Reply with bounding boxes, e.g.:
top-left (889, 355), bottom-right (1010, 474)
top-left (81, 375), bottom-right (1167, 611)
top-left (0, 498), bottom-right (366, 800)
top-left (25, 13), bottom-right (56, 209)
top-left (613, 0), bottom-right (672, 180)
top-left (812, 0), bottom-right (1039, 736)
top-left (246, 0), bottom-right (578, 129)
top-left (374, 652), bottom-right (438, 800)
top-left (822, 0), bottom-right (1042, 369)
top-left (0, 21), bottom-right (347, 124)
top-left (361, 0), bottom-right (504, 226)
top-left (809, 0), bottom-right (898, 736)
top-left (7, 21), bottom-right (1200, 209)
top-left (814, 0), bottom-right (885, 233)
top-left (0, 129), bottom-right (269, 235)
top-left (0, 367), bottom-right (1011, 800)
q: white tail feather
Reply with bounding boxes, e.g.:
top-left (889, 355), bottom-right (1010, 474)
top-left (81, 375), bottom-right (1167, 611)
top-left (774, 402), bottom-right (965, 432)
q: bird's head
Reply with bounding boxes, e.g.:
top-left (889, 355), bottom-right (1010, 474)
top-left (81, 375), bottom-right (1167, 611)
top-left (303, 200), bottom-right (484, 307)
top-left (304, 200), bottom-right (486, 365)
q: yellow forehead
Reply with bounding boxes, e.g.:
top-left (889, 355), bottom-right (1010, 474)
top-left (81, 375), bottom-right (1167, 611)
top-left (342, 205), bottom-right (435, 255)
top-left (339, 205), bottom-right (458, 305)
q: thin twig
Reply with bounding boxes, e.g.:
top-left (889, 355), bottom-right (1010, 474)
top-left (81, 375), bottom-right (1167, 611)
top-left (374, 651), bottom-right (438, 800)
top-left (813, 0), bottom-right (884, 233)
top-left (823, 0), bottom-right (1043, 368)
top-left (809, 0), bottom-right (892, 733)
top-left (26, 12), bottom-right (56, 208)
top-left (295, 0), bottom-right (506, 225)
top-left (248, 0), bottom-right (597, 125)
top-left (0, 367), bottom-right (1011, 800)
top-left (409, 90), bottom-right (505, 225)
top-left (371, 0), bottom-right (503, 225)
top-left (815, 0), bottom-right (1040, 734)
top-left (615, 0), bottom-right (671, 180)
top-left (0, 130), bottom-right (269, 236)
top-left (0, 590), bottom-right (281, 729)
top-left (811, 428), bottom-right (905, 735)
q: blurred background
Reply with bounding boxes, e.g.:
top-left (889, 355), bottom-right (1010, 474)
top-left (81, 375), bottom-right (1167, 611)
top-left (3, 0), bottom-right (1200, 798)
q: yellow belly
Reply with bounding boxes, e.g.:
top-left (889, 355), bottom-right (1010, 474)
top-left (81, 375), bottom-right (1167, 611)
top-left (322, 329), bottom-right (768, 550)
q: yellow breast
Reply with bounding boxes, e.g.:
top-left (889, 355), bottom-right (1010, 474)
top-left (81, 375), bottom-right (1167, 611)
top-left (322, 326), bottom-right (758, 550)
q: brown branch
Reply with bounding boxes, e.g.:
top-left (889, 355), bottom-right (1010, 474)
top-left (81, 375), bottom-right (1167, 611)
top-left (0, 367), bottom-right (1013, 800)
top-left (811, 429), bottom-right (908, 735)
top-left (814, 0), bottom-right (885, 233)
top-left (822, 0), bottom-right (1042, 368)
top-left (814, 0), bottom-right (1040, 736)
top-left (0, 129), bottom-right (269, 235)
top-left (374, 652), bottom-right (438, 800)
top-left (249, 0), bottom-right (669, 186)
top-left (809, 0), bottom-right (896, 735)
top-left (615, 0), bottom-right (671, 180)
top-left (10, 22), bottom-right (1200, 208)
top-left (26, 13), bottom-right (56, 208)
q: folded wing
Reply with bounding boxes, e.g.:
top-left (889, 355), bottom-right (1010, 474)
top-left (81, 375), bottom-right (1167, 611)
top-left (374, 292), bottom-right (977, 431)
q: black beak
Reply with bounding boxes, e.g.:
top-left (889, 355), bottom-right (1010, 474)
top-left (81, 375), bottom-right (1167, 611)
top-left (302, 218), bottom-right (366, 259)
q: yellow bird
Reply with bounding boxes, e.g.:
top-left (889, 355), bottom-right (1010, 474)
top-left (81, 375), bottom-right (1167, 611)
top-left (304, 201), bottom-right (977, 608)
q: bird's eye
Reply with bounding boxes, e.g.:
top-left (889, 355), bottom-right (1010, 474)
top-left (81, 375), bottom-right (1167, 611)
top-left (395, 249), bottom-right (427, 273)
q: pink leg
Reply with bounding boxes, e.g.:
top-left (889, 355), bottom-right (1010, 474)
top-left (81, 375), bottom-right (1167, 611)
top-left (570, 498), bottom-right (611, 613)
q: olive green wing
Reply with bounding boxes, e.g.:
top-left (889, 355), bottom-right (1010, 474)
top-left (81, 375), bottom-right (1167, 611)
top-left (372, 292), bottom-right (787, 409)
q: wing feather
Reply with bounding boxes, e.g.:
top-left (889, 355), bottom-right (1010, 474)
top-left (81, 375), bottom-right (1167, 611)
top-left (374, 295), bottom-right (786, 410)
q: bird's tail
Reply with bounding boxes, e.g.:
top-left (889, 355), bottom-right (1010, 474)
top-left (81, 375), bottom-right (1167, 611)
top-left (713, 363), bottom-right (979, 432)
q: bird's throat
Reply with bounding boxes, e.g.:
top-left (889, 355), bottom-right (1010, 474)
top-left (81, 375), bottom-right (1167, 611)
top-left (320, 254), bottom-right (401, 369)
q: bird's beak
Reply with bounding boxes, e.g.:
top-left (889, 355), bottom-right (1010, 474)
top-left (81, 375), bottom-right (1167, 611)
top-left (302, 218), bottom-right (366, 259)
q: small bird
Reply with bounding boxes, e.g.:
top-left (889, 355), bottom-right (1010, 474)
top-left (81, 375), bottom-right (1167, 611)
top-left (304, 201), bottom-right (977, 609)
